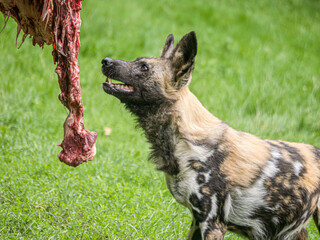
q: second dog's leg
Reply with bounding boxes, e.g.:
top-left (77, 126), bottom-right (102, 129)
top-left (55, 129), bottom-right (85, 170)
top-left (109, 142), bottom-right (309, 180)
top-left (187, 219), bottom-right (202, 240)
top-left (295, 228), bottom-right (308, 240)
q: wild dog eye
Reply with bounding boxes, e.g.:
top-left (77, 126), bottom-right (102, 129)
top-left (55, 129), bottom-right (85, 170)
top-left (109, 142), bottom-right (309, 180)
top-left (140, 64), bottom-right (149, 72)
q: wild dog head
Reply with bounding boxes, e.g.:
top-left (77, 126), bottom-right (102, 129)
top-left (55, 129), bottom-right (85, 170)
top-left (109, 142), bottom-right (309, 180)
top-left (101, 31), bottom-right (197, 104)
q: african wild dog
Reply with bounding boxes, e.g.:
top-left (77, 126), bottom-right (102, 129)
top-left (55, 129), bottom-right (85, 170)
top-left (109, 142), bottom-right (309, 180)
top-left (101, 32), bottom-right (320, 240)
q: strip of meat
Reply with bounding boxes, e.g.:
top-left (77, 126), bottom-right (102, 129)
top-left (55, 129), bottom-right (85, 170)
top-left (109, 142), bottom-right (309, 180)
top-left (53, 0), bottom-right (97, 166)
top-left (0, 0), bottom-right (97, 167)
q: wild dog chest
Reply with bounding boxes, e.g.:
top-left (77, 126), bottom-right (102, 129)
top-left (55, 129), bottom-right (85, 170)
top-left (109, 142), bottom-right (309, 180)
top-left (163, 140), bottom-right (221, 208)
top-left (165, 170), bottom-right (200, 208)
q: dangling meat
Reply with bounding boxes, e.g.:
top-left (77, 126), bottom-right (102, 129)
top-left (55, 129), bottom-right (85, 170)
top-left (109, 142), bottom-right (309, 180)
top-left (0, 0), bottom-right (97, 167)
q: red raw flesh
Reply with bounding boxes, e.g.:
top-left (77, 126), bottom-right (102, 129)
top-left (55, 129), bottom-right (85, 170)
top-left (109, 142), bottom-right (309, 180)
top-left (53, 0), bottom-right (97, 166)
top-left (0, 0), bottom-right (97, 167)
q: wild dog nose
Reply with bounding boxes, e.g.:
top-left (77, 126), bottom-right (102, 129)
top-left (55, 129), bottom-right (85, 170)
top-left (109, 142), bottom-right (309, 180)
top-left (101, 57), bottom-right (113, 66)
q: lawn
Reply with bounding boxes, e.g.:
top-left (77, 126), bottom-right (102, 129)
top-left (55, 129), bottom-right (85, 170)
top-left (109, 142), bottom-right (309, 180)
top-left (0, 0), bottom-right (320, 239)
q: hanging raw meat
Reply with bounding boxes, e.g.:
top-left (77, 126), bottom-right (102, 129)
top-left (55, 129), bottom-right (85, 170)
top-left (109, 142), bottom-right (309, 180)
top-left (0, 0), bottom-right (97, 167)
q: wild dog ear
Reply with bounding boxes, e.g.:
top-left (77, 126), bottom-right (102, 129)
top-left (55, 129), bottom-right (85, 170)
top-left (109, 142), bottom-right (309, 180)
top-left (171, 31), bottom-right (197, 89)
top-left (161, 34), bottom-right (175, 58)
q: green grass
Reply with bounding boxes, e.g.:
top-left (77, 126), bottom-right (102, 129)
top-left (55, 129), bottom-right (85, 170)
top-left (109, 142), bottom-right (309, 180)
top-left (0, 0), bottom-right (320, 239)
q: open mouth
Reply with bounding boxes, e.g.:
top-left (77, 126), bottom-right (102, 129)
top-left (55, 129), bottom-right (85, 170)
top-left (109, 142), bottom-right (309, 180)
top-left (103, 77), bottom-right (134, 93)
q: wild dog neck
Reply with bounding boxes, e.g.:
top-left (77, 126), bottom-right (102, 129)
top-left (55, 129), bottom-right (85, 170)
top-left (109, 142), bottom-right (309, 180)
top-left (173, 88), bottom-right (224, 142)
top-left (125, 97), bottom-right (179, 175)
top-left (125, 87), bottom-right (225, 175)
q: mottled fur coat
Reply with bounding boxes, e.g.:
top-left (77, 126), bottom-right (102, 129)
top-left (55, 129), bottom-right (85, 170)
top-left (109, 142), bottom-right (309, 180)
top-left (101, 32), bottom-right (320, 240)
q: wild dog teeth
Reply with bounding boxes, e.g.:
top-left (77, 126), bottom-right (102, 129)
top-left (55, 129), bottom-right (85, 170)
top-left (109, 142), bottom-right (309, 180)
top-left (111, 83), bottom-right (134, 91)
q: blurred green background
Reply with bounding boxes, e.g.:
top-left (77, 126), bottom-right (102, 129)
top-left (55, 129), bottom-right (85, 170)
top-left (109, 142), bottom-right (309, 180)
top-left (0, 0), bottom-right (319, 239)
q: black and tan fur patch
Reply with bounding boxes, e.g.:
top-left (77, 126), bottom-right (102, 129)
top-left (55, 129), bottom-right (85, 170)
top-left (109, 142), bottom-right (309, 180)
top-left (101, 32), bottom-right (320, 240)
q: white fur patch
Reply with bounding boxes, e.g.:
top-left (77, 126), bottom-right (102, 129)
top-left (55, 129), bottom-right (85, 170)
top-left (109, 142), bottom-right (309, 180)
top-left (293, 161), bottom-right (304, 176)
top-left (272, 216), bottom-right (279, 225)
top-left (263, 157), bottom-right (279, 178)
top-left (165, 139), bottom-right (213, 205)
top-left (271, 149), bottom-right (282, 160)
top-left (226, 154), bottom-right (281, 238)
top-left (208, 194), bottom-right (218, 220)
top-left (165, 170), bottom-right (200, 207)
top-left (174, 140), bottom-right (214, 165)
top-left (167, 139), bottom-right (220, 219)
top-left (228, 179), bottom-right (267, 238)
top-left (223, 193), bottom-right (232, 222)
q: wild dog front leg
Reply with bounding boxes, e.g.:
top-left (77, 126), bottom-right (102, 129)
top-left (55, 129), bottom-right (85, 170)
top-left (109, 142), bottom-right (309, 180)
top-left (187, 217), bottom-right (227, 240)
top-left (187, 218), bottom-right (201, 240)
top-left (200, 219), bottom-right (227, 240)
